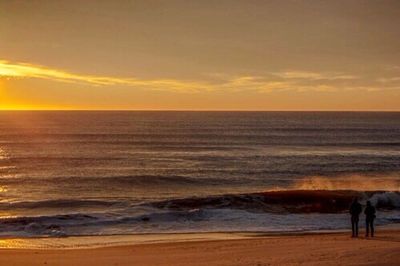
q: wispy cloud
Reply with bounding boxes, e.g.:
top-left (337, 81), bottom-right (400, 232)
top-left (271, 71), bottom-right (357, 80)
top-left (1, 60), bottom-right (395, 94)
top-left (0, 60), bottom-right (297, 92)
top-left (0, 60), bottom-right (210, 92)
top-left (377, 77), bottom-right (400, 83)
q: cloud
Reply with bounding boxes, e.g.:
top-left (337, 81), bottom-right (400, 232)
top-left (377, 77), bottom-right (400, 83)
top-left (0, 60), bottom-right (210, 92)
top-left (0, 60), bottom-right (298, 93)
top-left (272, 71), bottom-right (357, 80)
top-left (219, 76), bottom-right (341, 93)
top-left (219, 76), bottom-right (291, 92)
top-left (1, 59), bottom-right (396, 94)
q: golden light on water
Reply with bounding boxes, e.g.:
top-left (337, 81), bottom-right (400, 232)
top-left (292, 176), bottom-right (400, 191)
top-left (0, 148), bottom-right (8, 160)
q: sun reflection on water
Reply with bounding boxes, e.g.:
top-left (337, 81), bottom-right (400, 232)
top-left (0, 147), bottom-right (9, 160)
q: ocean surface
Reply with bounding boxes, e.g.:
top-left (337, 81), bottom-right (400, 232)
top-left (0, 111), bottom-right (399, 237)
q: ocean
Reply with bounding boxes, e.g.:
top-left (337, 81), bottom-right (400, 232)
top-left (0, 111), bottom-right (399, 237)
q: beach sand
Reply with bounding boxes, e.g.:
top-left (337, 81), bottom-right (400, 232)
top-left (1, 230), bottom-right (399, 266)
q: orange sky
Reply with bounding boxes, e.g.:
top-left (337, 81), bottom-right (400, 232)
top-left (1, 0), bottom-right (399, 110)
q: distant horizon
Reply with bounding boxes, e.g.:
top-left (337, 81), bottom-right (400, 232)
top-left (1, 109), bottom-right (400, 112)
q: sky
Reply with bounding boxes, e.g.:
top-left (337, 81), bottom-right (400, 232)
top-left (0, 0), bottom-right (400, 110)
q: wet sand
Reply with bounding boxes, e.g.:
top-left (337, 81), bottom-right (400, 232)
top-left (1, 230), bottom-right (399, 266)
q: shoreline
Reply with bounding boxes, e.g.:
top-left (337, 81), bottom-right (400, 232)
top-left (0, 229), bottom-right (399, 266)
top-left (1, 224), bottom-right (399, 249)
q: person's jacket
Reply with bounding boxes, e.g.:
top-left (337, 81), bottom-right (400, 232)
top-left (349, 202), bottom-right (362, 216)
top-left (364, 205), bottom-right (376, 220)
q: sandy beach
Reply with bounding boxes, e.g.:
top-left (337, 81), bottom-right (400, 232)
top-left (1, 229), bottom-right (399, 266)
top-left (2, 0), bottom-right (400, 264)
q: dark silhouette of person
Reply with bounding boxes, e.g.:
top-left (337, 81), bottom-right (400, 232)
top-left (349, 198), bottom-right (362, 237)
top-left (364, 200), bottom-right (376, 237)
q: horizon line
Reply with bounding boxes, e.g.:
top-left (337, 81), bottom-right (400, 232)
top-left (1, 109), bottom-right (400, 112)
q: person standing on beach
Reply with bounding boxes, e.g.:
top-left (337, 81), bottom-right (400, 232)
top-left (364, 201), bottom-right (376, 237)
top-left (349, 198), bottom-right (362, 237)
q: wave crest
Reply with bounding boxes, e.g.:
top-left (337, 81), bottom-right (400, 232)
top-left (289, 175), bottom-right (400, 191)
top-left (152, 190), bottom-right (400, 214)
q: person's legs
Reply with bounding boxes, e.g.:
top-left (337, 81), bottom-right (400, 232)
top-left (371, 219), bottom-right (374, 237)
top-left (351, 217), bottom-right (355, 237)
top-left (366, 220), bottom-right (370, 237)
top-left (355, 217), bottom-right (359, 237)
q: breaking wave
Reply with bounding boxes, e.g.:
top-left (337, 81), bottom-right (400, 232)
top-left (0, 189), bottom-right (398, 237)
top-left (152, 190), bottom-right (400, 214)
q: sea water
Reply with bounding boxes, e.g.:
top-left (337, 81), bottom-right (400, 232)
top-left (0, 111), bottom-right (399, 237)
